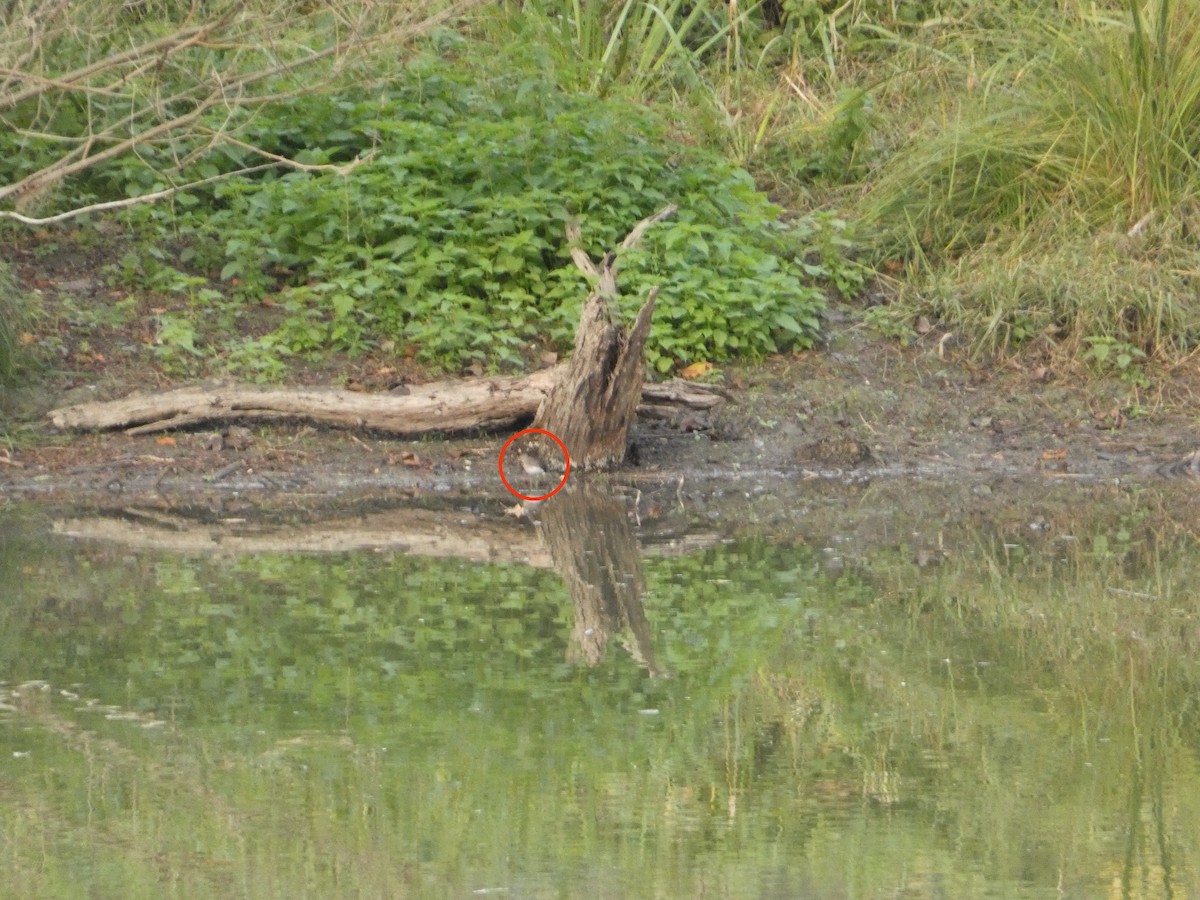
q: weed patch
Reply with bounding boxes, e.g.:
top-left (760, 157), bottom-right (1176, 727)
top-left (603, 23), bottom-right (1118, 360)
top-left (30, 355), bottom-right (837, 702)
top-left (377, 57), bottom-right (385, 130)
top-left (125, 55), bottom-right (842, 374)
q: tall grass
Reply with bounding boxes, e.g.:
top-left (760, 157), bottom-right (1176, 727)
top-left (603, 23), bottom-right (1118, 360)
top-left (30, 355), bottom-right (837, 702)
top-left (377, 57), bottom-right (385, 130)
top-left (1048, 0), bottom-right (1200, 220)
top-left (492, 0), bottom-right (741, 97)
top-left (860, 0), bottom-right (1200, 362)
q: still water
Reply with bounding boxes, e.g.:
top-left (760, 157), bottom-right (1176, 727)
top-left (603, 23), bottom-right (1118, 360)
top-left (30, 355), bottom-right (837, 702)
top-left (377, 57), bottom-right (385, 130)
top-left (2, 492), bottom-right (1199, 899)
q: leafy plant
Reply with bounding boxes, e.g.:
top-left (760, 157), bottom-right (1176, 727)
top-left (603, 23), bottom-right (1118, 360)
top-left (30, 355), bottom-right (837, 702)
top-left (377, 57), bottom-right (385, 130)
top-left (1083, 335), bottom-right (1149, 386)
top-left (143, 55), bottom-right (836, 374)
top-left (152, 313), bottom-right (203, 374)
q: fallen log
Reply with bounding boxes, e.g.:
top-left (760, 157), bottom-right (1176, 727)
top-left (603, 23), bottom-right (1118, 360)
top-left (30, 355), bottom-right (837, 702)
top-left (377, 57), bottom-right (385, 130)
top-left (47, 370), bottom-right (724, 436)
top-left (48, 205), bottom-right (712, 445)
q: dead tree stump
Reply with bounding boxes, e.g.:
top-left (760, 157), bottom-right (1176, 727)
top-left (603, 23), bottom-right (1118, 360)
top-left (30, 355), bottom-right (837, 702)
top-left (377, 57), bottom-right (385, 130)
top-left (533, 204), bottom-right (676, 472)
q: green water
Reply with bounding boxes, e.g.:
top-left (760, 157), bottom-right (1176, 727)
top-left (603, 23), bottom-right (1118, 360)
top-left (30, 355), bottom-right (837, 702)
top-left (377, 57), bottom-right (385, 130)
top-left (2, 500), bottom-right (1199, 899)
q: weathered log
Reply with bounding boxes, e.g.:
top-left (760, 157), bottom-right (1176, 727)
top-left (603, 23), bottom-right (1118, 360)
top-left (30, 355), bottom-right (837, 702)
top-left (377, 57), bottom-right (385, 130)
top-left (47, 204), bottom-right (708, 445)
top-left (47, 369), bottom-right (723, 435)
top-left (533, 204), bottom-right (676, 471)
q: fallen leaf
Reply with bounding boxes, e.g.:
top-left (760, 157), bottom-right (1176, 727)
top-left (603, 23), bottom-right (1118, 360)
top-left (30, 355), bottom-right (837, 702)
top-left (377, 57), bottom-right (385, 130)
top-left (19, 332), bottom-right (35, 345)
top-left (155, 436), bottom-right (176, 446)
top-left (1041, 448), bottom-right (1067, 461)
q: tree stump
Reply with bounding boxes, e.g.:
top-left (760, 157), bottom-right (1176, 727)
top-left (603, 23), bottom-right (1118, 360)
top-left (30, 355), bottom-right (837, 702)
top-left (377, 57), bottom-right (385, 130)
top-left (532, 204), bottom-right (676, 472)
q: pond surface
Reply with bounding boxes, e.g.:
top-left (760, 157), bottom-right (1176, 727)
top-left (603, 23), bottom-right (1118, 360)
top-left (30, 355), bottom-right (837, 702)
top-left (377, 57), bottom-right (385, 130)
top-left (2, 490), bottom-right (1200, 899)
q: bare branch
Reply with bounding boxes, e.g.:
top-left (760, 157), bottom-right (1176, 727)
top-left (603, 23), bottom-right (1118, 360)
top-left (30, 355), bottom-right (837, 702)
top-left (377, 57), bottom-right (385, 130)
top-left (0, 21), bottom-right (225, 110)
top-left (0, 142), bottom-right (379, 225)
top-left (203, 131), bottom-right (379, 174)
top-left (1, 0), bottom-right (492, 218)
top-left (620, 204), bottom-right (679, 249)
top-left (0, 163), bottom-right (277, 225)
top-left (567, 221), bottom-right (602, 279)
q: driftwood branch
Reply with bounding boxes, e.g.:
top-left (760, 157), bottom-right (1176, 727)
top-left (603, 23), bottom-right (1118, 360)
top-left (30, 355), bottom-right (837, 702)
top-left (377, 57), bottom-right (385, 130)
top-left (47, 369), bottom-right (724, 435)
top-left (44, 206), bottom-right (712, 446)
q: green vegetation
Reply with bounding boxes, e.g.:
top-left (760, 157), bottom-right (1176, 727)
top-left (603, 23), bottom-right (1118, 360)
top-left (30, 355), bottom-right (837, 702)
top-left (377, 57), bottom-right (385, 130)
top-left (148, 66), bottom-right (831, 374)
top-left (3, 0), bottom-right (1199, 383)
top-left (859, 0), bottom-right (1200, 370)
top-left (0, 263), bottom-right (25, 385)
top-left (2, 499), bottom-right (1199, 896)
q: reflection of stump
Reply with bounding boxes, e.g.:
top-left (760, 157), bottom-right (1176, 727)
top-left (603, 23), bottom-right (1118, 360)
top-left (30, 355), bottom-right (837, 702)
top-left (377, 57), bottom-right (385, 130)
top-left (538, 484), bottom-right (662, 676)
top-left (533, 205), bottom-right (675, 472)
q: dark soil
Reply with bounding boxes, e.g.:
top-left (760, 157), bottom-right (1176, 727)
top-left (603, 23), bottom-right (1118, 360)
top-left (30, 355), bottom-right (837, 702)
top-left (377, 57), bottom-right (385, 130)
top-left (5, 231), bottom-right (1200, 518)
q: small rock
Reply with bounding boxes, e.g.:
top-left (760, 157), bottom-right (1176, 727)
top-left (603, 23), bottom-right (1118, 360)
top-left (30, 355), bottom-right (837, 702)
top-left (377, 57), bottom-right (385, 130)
top-left (795, 438), bottom-right (874, 468)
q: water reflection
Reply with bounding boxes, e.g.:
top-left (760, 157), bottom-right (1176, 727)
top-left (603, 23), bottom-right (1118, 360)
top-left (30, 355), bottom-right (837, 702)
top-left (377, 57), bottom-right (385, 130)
top-left (1, 497), bottom-right (1199, 898)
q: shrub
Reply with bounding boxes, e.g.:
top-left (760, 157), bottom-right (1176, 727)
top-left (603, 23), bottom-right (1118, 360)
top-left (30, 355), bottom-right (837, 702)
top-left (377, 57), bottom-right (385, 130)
top-left (150, 56), bottom-right (833, 373)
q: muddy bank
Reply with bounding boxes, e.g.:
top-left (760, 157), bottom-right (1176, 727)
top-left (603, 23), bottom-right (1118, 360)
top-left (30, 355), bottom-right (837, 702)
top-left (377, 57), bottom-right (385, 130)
top-left (7, 314), bottom-right (1200, 559)
top-left (4, 320), bottom-right (1200, 507)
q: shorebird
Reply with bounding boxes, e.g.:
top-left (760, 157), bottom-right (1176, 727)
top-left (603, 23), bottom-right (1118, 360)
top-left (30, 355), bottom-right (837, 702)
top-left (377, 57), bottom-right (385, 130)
top-left (517, 451), bottom-right (546, 479)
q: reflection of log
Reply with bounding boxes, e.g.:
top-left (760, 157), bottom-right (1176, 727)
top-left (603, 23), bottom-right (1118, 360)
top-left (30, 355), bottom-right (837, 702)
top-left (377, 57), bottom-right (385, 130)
top-left (53, 506), bottom-right (719, 569)
top-left (539, 484), bottom-right (663, 677)
top-left (57, 491), bottom-right (674, 677)
top-left (533, 205), bottom-right (676, 471)
top-left (55, 508), bottom-right (554, 568)
top-left (46, 370), bottom-right (723, 436)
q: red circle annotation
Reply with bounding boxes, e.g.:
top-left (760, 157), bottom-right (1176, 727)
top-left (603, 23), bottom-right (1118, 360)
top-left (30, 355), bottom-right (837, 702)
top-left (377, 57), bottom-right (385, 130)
top-left (498, 428), bottom-right (570, 501)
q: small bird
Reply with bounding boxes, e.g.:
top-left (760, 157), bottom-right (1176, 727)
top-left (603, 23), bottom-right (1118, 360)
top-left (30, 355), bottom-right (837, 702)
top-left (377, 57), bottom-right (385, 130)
top-left (517, 451), bottom-right (546, 479)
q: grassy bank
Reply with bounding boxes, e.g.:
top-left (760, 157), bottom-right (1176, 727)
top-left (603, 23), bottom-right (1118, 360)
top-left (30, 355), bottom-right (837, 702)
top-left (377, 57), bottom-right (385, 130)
top-left (1, 0), bottom-right (1197, 392)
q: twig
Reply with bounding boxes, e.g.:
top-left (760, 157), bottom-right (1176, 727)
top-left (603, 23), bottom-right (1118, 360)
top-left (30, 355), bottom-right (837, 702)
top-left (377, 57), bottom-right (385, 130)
top-left (203, 130), bottom-right (378, 175)
top-left (0, 0), bottom-right (490, 209)
top-left (0, 162), bottom-right (278, 225)
top-left (0, 21), bottom-right (221, 110)
top-left (619, 204), bottom-right (678, 250)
